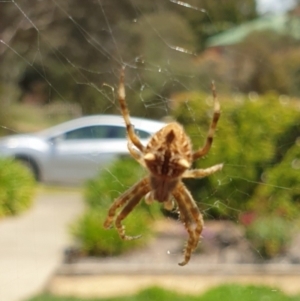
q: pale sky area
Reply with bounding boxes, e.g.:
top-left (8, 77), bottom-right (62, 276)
top-left (257, 0), bottom-right (297, 13)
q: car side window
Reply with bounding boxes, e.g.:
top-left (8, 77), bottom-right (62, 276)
top-left (105, 126), bottom-right (150, 139)
top-left (63, 125), bottom-right (150, 140)
top-left (64, 126), bottom-right (107, 140)
top-left (135, 129), bottom-right (149, 139)
top-left (105, 126), bottom-right (126, 138)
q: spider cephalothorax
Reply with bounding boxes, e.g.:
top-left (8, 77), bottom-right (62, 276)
top-left (104, 67), bottom-right (223, 266)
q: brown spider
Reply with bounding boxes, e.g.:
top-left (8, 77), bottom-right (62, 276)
top-left (103, 67), bottom-right (223, 266)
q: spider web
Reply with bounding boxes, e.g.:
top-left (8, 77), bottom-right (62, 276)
top-left (1, 0), bottom-right (232, 217)
top-left (0, 0), bottom-right (299, 299)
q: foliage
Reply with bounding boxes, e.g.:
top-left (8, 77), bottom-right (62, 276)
top-left (111, 11), bottom-right (199, 119)
top-left (231, 31), bottom-right (300, 95)
top-left (6, 103), bottom-right (80, 133)
top-left (26, 284), bottom-right (300, 301)
top-left (72, 157), bottom-right (162, 256)
top-left (245, 215), bottom-right (293, 259)
top-left (0, 98), bottom-right (80, 136)
top-left (71, 208), bottom-right (152, 256)
top-left (0, 0), bottom-right (258, 118)
top-left (173, 91), bottom-right (300, 219)
top-left (176, 0), bottom-right (257, 51)
top-left (0, 84), bottom-right (15, 136)
top-left (200, 31), bottom-right (300, 96)
top-left (0, 158), bottom-right (35, 217)
top-left (249, 142), bottom-right (300, 219)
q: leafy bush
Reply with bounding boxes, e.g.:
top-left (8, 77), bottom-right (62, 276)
top-left (173, 91), bottom-right (300, 219)
top-left (249, 142), bottom-right (300, 219)
top-left (71, 208), bottom-right (153, 256)
top-left (245, 215), bottom-right (293, 259)
top-left (72, 157), bottom-right (162, 256)
top-left (0, 158), bottom-right (35, 217)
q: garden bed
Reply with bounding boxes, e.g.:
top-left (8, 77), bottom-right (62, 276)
top-left (45, 219), bottom-right (300, 298)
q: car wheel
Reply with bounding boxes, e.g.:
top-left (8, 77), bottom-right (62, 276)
top-left (15, 157), bottom-right (40, 181)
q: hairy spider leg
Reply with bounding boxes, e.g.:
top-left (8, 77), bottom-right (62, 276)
top-left (119, 67), bottom-right (145, 152)
top-left (173, 182), bottom-right (204, 266)
top-left (127, 142), bottom-right (146, 167)
top-left (183, 163), bottom-right (223, 178)
top-left (103, 177), bottom-right (150, 240)
top-left (192, 81), bottom-right (221, 161)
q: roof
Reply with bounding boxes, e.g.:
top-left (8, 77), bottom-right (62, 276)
top-left (206, 13), bottom-right (300, 47)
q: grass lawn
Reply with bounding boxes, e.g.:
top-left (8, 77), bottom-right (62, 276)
top-left (26, 284), bottom-right (300, 301)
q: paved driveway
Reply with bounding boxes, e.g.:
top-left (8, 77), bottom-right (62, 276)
top-left (0, 189), bottom-right (83, 301)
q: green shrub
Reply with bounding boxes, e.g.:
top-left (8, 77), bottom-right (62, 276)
top-left (72, 157), bottom-right (162, 256)
top-left (249, 142), bottom-right (300, 219)
top-left (71, 208), bottom-right (153, 256)
top-left (173, 91), bottom-right (300, 219)
top-left (245, 215), bottom-right (293, 259)
top-left (0, 158), bottom-right (35, 217)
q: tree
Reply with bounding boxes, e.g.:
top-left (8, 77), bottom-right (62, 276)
top-left (0, 0), bottom-right (258, 116)
top-left (171, 0), bottom-right (257, 50)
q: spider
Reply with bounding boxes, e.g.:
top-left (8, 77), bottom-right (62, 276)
top-left (103, 67), bottom-right (223, 266)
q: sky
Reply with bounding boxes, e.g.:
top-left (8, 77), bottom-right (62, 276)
top-left (257, 0), bottom-right (297, 13)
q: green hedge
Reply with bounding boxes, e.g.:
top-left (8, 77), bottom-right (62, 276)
top-left (0, 158), bottom-right (35, 217)
top-left (72, 157), bottom-right (162, 256)
top-left (71, 208), bottom-right (154, 256)
top-left (249, 142), bottom-right (300, 219)
top-left (173, 91), bottom-right (300, 219)
top-left (26, 284), bottom-right (300, 301)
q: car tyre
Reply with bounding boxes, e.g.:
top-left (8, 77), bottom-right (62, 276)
top-left (15, 157), bottom-right (40, 181)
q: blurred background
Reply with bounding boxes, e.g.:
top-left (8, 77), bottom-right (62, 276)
top-left (1, 0), bottom-right (300, 301)
top-left (0, 0), bottom-right (298, 124)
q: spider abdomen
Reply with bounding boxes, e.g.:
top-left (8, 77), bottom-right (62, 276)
top-left (149, 176), bottom-right (178, 203)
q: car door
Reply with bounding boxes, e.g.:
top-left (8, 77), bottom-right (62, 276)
top-left (44, 125), bottom-right (129, 184)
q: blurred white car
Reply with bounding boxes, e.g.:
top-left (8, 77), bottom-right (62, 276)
top-left (0, 115), bottom-right (165, 184)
